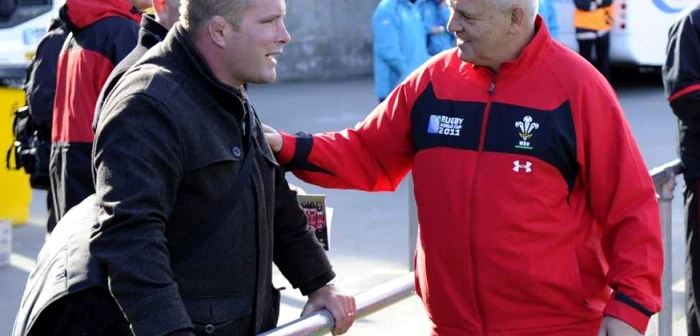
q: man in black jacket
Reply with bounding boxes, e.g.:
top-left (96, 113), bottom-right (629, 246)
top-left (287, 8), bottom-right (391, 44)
top-left (92, 0), bottom-right (357, 335)
top-left (663, 3), bottom-right (700, 335)
top-left (23, 16), bottom-right (67, 233)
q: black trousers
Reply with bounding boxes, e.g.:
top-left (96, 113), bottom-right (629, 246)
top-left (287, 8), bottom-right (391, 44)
top-left (49, 143), bottom-right (94, 222)
top-left (577, 33), bottom-right (611, 81)
top-left (46, 191), bottom-right (57, 232)
top-left (687, 179), bottom-right (700, 336)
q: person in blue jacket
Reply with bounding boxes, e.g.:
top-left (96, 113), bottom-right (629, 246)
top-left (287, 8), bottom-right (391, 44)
top-left (538, 0), bottom-right (559, 39)
top-left (372, 0), bottom-right (431, 103)
top-left (421, 0), bottom-right (455, 56)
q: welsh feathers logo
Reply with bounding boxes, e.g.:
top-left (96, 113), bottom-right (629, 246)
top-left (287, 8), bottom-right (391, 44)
top-left (515, 115), bottom-right (539, 150)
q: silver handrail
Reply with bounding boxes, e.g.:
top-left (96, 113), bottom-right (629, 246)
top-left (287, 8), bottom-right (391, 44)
top-left (651, 159), bottom-right (681, 336)
top-left (259, 272), bottom-right (415, 336)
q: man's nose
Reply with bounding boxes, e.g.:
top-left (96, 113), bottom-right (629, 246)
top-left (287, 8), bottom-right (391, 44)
top-left (279, 22), bottom-right (291, 45)
top-left (446, 10), bottom-right (459, 34)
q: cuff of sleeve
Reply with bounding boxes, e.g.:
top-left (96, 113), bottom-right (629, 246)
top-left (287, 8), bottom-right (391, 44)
top-left (299, 271), bottom-right (336, 296)
top-left (119, 285), bottom-right (193, 336)
top-left (669, 84), bottom-right (700, 102)
top-left (277, 131), bottom-right (297, 166)
top-left (603, 293), bottom-right (652, 334)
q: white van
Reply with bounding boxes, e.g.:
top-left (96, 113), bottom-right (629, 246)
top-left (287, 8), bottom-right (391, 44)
top-left (552, 0), bottom-right (697, 67)
top-left (0, 0), bottom-right (61, 69)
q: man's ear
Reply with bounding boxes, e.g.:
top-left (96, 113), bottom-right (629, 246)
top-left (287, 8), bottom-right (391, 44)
top-left (152, 0), bottom-right (165, 13)
top-left (208, 16), bottom-right (228, 48)
top-left (509, 6), bottom-right (526, 34)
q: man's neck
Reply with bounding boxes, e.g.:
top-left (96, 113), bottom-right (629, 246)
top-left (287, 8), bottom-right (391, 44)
top-left (154, 15), bottom-right (171, 30)
top-left (192, 33), bottom-right (244, 89)
top-left (489, 27), bottom-right (537, 73)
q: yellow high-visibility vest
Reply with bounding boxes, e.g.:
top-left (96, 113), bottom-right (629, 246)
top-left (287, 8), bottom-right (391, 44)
top-left (574, 5), bottom-right (615, 31)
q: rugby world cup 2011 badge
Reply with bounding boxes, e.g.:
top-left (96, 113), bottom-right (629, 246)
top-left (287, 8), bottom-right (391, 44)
top-left (427, 115), bottom-right (463, 137)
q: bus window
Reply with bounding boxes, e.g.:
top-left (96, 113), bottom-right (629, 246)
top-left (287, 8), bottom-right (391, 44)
top-left (0, 0), bottom-right (17, 19)
top-left (18, 0), bottom-right (51, 5)
top-left (0, 0), bottom-right (52, 27)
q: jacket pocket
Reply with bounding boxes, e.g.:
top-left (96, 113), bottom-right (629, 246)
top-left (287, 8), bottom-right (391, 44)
top-left (260, 286), bottom-right (282, 332)
top-left (575, 243), bottom-right (611, 313)
top-left (183, 295), bottom-right (252, 336)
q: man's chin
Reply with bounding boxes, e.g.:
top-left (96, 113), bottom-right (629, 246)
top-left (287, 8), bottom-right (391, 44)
top-left (457, 48), bottom-right (478, 62)
top-left (249, 71), bottom-right (278, 85)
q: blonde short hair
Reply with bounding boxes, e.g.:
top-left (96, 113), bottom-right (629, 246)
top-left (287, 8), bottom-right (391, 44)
top-left (180, 0), bottom-right (252, 33)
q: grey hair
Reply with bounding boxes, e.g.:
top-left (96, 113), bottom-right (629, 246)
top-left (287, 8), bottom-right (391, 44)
top-left (497, 0), bottom-right (538, 24)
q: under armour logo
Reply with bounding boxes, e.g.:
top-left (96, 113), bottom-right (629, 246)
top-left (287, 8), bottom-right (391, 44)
top-left (513, 160), bottom-right (532, 173)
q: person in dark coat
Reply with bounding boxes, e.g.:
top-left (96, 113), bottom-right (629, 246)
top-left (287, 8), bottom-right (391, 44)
top-left (49, 0), bottom-right (148, 222)
top-left (91, 0), bottom-right (357, 335)
top-left (662, 3), bottom-right (700, 335)
top-left (23, 16), bottom-right (67, 233)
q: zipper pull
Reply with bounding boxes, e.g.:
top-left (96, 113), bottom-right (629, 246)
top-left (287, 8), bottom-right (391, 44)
top-left (488, 82), bottom-right (496, 95)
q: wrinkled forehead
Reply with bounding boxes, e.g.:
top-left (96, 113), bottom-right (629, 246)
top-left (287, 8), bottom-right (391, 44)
top-left (448, 0), bottom-right (488, 14)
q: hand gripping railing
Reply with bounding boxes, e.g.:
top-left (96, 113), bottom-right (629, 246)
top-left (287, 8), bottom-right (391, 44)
top-left (262, 159), bottom-right (682, 336)
top-left (258, 272), bottom-right (415, 336)
top-left (650, 159), bottom-right (682, 336)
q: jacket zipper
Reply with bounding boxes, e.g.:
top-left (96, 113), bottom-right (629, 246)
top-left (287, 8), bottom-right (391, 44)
top-left (469, 78), bottom-right (496, 333)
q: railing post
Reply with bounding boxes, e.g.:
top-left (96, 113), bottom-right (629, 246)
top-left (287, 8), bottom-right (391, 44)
top-left (408, 174), bottom-right (418, 272)
top-left (658, 179), bottom-right (674, 336)
top-left (651, 160), bottom-right (681, 336)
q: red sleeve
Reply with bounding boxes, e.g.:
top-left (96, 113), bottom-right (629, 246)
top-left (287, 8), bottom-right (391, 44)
top-left (577, 77), bottom-right (663, 333)
top-left (277, 70), bottom-right (431, 191)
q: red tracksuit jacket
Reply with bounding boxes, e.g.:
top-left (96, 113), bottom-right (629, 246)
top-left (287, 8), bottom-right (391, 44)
top-left (277, 17), bottom-right (662, 336)
top-left (50, 0), bottom-right (140, 219)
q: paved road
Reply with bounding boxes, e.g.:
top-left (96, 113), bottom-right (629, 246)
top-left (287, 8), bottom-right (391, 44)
top-left (0, 73), bottom-right (686, 335)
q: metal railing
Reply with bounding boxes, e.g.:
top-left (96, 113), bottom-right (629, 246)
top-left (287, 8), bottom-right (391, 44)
top-left (259, 272), bottom-right (415, 336)
top-left (650, 159), bottom-right (682, 336)
top-left (263, 159), bottom-right (683, 336)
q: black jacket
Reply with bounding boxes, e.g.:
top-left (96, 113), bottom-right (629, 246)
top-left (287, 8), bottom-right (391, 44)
top-left (11, 195), bottom-right (110, 336)
top-left (25, 17), bottom-right (67, 136)
top-left (663, 3), bottom-right (700, 180)
top-left (23, 17), bottom-right (67, 192)
top-left (93, 13), bottom-right (168, 131)
top-left (92, 23), bottom-right (334, 336)
top-left (49, 0), bottom-right (140, 221)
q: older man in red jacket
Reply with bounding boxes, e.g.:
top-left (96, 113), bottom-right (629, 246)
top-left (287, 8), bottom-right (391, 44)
top-left (264, 0), bottom-right (663, 334)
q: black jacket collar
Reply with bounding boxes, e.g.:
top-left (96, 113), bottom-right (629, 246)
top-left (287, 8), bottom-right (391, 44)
top-left (167, 22), bottom-right (248, 110)
top-left (139, 14), bottom-right (169, 49)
